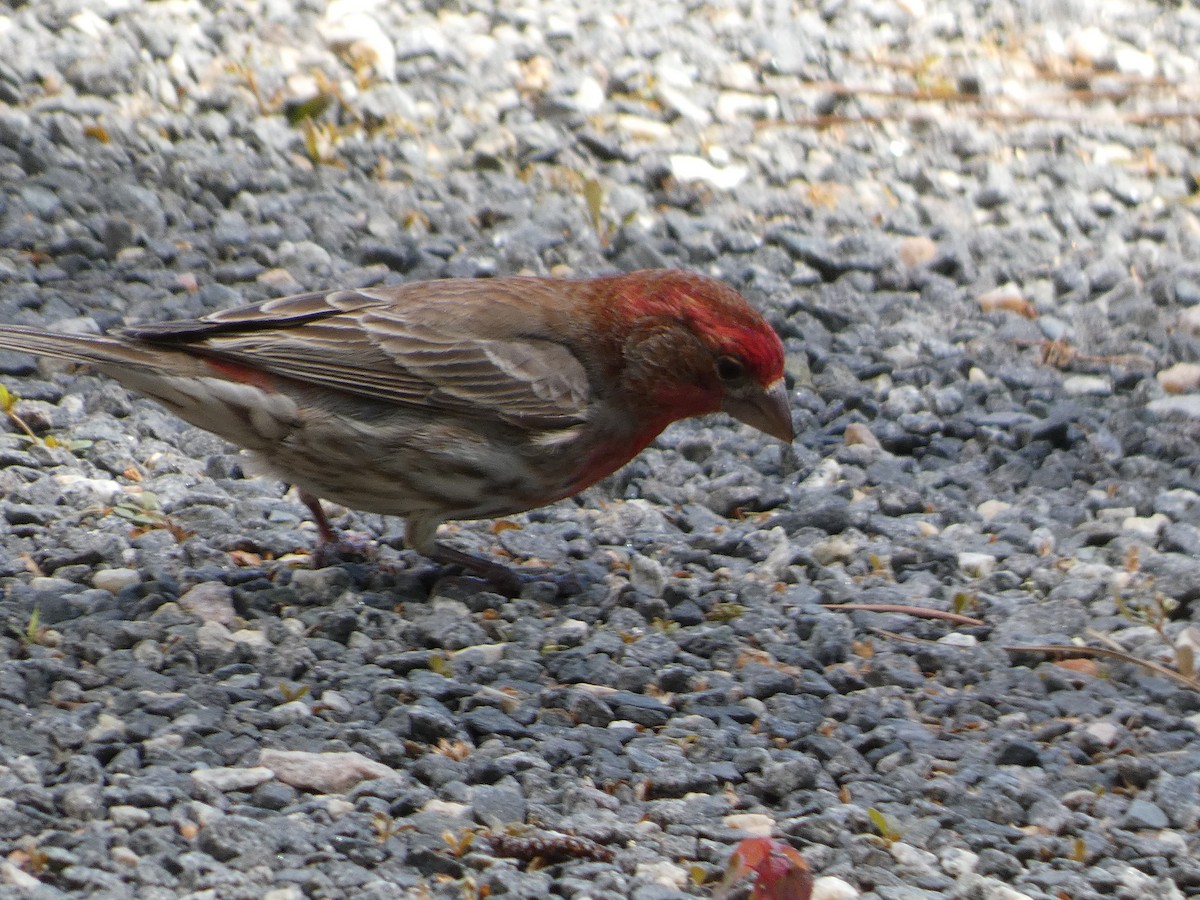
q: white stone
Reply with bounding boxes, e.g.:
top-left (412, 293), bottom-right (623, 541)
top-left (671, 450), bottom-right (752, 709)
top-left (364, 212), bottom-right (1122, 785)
top-left (1067, 26), bottom-right (1112, 66)
top-left (1148, 396), bottom-right (1200, 419)
top-left (325, 798), bottom-right (355, 820)
top-left (1062, 375), bottom-right (1112, 396)
top-left (143, 734), bottom-right (184, 753)
top-left (110, 805), bottom-right (151, 829)
top-left (179, 582), bottom-right (237, 625)
top-left (812, 537), bottom-right (855, 566)
top-left (87, 713), bottom-right (126, 743)
top-left (1114, 44), bottom-right (1156, 78)
top-left (196, 621), bottom-right (235, 654)
top-left (453, 643), bottom-right (507, 665)
top-left (1157, 362), bottom-right (1200, 394)
top-left (53, 475), bottom-right (122, 504)
top-left (69, 9), bottom-right (110, 38)
top-left (957, 552), bottom-right (997, 578)
top-left (723, 813), bottom-right (775, 836)
top-left (668, 154), bottom-right (749, 190)
top-left (231, 628), bottom-right (271, 648)
top-left (318, 2), bottom-right (396, 81)
top-left (1085, 721), bottom-right (1120, 747)
top-left (1179, 306), bottom-right (1200, 336)
top-left (573, 76), bottom-right (605, 114)
top-left (759, 527), bottom-right (795, 581)
top-left (270, 700), bottom-right (312, 726)
top-left (1122, 513), bottom-right (1168, 539)
top-left (812, 876), bottom-right (860, 899)
top-left (630, 553), bottom-right (667, 596)
top-left (715, 90), bottom-right (779, 122)
top-left (420, 798), bottom-right (470, 818)
top-left (801, 459), bottom-right (841, 489)
top-left (191, 766), bottom-right (275, 792)
top-left (1, 861), bottom-right (41, 889)
top-left (976, 500), bottom-right (1011, 520)
top-left (93, 568), bottom-right (140, 594)
top-left (657, 83), bottom-right (711, 125)
top-left (259, 749), bottom-right (395, 793)
top-left (317, 690), bottom-right (354, 717)
top-left (890, 841), bottom-right (938, 871)
top-left (634, 860), bottom-right (688, 888)
top-left (938, 633), bottom-right (977, 647)
top-left (939, 847), bottom-right (979, 877)
top-left (615, 114), bottom-right (672, 141)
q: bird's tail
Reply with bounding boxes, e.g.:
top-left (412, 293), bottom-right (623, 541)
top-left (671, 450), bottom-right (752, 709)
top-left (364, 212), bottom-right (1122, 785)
top-left (0, 325), bottom-right (171, 370)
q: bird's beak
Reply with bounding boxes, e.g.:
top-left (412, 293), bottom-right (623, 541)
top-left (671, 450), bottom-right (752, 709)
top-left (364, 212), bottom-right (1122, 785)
top-left (724, 378), bottom-right (794, 442)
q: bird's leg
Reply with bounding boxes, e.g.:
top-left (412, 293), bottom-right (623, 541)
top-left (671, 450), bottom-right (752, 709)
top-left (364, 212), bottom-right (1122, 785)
top-left (405, 515), bottom-right (523, 595)
top-left (299, 490), bottom-right (375, 565)
top-left (429, 541), bottom-right (524, 596)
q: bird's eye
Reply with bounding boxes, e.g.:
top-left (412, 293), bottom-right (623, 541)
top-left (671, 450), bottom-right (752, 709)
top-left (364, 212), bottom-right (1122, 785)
top-left (716, 355), bottom-right (746, 382)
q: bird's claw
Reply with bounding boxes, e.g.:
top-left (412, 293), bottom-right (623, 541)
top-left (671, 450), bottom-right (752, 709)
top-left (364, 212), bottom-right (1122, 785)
top-left (310, 530), bottom-right (377, 568)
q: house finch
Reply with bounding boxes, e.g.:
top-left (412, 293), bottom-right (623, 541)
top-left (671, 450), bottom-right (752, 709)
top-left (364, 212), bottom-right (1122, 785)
top-left (0, 269), bottom-right (792, 587)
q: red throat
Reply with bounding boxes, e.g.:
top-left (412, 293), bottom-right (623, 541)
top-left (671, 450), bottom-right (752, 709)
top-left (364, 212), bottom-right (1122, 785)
top-left (566, 420), bottom-right (671, 496)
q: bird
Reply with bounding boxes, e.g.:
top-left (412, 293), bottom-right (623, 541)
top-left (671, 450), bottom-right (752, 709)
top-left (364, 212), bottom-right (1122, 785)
top-left (0, 269), bottom-right (793, 588)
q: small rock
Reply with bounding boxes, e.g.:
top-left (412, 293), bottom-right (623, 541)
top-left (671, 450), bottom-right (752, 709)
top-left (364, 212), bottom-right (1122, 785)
top-left (196, 621), bottom-right (236, 655)
top-left (630, 553), bottom-right (667, 596)
top-left (1122, 798), bottom-right (1169, 830)
top-left (1, 861), bottom-right (41, 889)
top-left (178, 582), bottom-right (237, 625)
top-left (1148, 396), bottom-right (1200, 419)
top-left (976, 499), bottom-right (1011, 520)
top-left (92, 568), bottom-right (140, 594)
top-left (715, 90), bottom-right (778, 122)
top-left (957, 552), bottom-right (997, 578)
top-left (259, 749), bottom-right (396, 793)
top-left (191, 766), bottom-right (275, 792)
top-left (844, 422), bottom-right (882, 449)
top-left (812, 876), bottom-right (861, 899)
top-left (897, 236), bottom-right (937, 268)
top-left (634, 860), bottom-right (688, 888)
top-left (1122, 513), bottom-right (1168, 539)
top-left (1157, 362), bottom-right (1200, 394)
top-left (1062, 375), bottom-right (1112, 396)
top-left (723, 813), bottom-right (775, 836)
top-left (1083, 722), bottom-right (1120, 748)
top-left (938, 633), bottom-right (977, 647)
top-left (669, 154), bottom-right (748, 190)
top-left (471, 784), bottom-right (526, 827)
top-left (110, 805), bottom-right (151, 829)
top-left (231, 628), bottom-right (271, 648)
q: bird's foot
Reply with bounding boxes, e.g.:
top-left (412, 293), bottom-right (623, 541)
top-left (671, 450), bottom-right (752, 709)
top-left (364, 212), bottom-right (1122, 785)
top-left (311, 530), bottom-right (377, 568)
top-left (430, 542), bottom-right (525, 595)
top-left (428, 542), bottom-right (584, 597)
top-left (299, 489), bottom-right (377, 568)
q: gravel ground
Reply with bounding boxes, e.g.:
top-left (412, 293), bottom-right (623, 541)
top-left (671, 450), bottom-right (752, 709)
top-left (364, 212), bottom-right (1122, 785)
top-left (1, 0), bottom-right (1200, 898)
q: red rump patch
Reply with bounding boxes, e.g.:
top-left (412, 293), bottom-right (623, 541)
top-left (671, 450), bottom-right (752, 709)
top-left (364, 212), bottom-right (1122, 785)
top-left (203, 357), bottom-right (277, 391)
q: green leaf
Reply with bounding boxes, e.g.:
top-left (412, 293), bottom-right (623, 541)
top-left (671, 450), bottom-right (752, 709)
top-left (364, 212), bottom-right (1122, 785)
top-left (868, 807), bottom-right (898, 841)
top-left (584, 177), bottom-right (605, 236)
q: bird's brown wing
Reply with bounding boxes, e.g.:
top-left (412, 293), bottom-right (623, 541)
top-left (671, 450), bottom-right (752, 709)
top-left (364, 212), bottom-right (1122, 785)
top-left (123, 281), bottom-right (593, 428)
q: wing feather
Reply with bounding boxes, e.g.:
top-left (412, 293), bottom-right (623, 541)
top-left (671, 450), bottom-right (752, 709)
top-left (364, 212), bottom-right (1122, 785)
top-left (124, 283), bottom-right (593, 428)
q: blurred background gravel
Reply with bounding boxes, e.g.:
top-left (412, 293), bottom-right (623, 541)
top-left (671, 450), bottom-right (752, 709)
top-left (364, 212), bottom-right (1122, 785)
top-left (0, 0), bottom-right (1199, 897)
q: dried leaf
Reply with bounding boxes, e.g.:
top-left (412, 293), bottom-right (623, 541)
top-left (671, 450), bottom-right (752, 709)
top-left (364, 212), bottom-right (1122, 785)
top-left (1055, 657), bottom-right (1099, 677)
top-left (979, 284), bottom-right (1037, 318)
